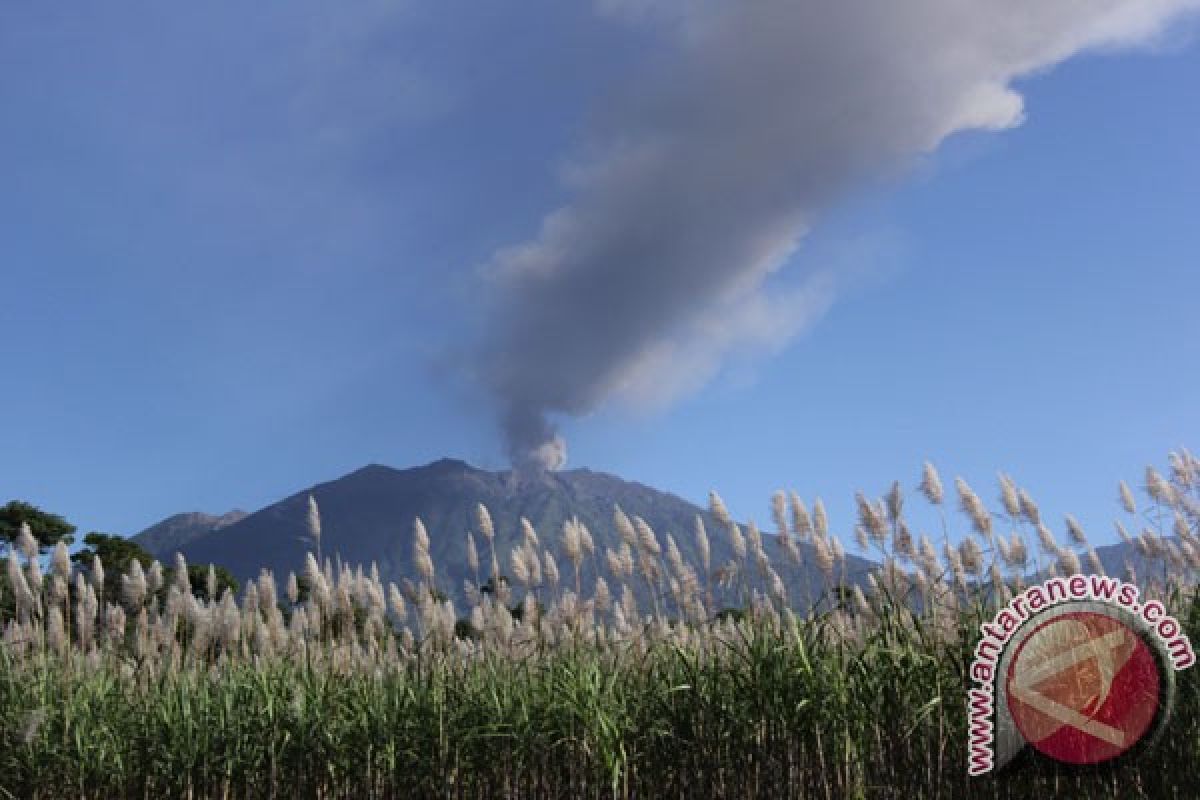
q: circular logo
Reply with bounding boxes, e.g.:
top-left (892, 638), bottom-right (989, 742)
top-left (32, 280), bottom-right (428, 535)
top-left (1005, 610), bottom-right (1162, 765)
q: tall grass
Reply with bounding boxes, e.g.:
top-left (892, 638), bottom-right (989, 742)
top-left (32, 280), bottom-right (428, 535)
top-left (2, 451), bottom-right (1199, 798)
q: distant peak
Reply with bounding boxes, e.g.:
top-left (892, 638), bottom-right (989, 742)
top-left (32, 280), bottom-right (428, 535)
top-left (346, 463), bottom-right (402, 478)
top-left (425, 457), bottom-right (473, 471)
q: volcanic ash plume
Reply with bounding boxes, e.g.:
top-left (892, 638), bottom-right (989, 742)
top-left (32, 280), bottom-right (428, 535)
top-left (475, 0), bottom-right (1199, 468)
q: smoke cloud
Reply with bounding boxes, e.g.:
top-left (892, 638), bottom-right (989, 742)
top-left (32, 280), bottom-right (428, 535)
top-left (476, 0), bottom-right (1198, 470)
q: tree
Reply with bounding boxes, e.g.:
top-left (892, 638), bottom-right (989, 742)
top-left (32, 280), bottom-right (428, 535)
top-left (186, 564), bottom-right (239, 603)
top-left (72, 532), bottom-right (156, 604)
top-left (72, 533), bottom-right (239, 605)
top-left (0, 500), bottom-right (75, 553)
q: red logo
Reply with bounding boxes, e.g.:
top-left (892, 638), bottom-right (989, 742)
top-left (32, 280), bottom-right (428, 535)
top-left (1005, 611), bottom-right (1161, 765)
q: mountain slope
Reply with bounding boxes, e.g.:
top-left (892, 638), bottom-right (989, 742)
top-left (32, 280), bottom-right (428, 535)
top-left (133, 510), bottom-right (248, 556)
top-left (142, 458), bottom-right (874, 609)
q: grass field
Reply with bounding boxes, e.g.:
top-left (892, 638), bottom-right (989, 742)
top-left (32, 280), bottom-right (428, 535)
top-left (2, 452), bottom-right (1198, 798)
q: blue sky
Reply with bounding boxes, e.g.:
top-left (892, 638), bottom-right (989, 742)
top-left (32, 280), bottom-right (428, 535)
top-left (2, 3), bottom-right (1197, 551)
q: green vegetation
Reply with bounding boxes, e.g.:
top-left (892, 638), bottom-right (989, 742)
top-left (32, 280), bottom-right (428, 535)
top-left (1, 451), bottom-right (1199, 798)
top-left (0, 500), bottom-right (74, 553)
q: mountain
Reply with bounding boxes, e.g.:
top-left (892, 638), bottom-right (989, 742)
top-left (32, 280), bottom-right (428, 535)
top-left (1089, 535), bottom-right (1181, 583)
top-left (134, 458), bottom-right (874, 610)
top-left (133, 510), bottom-right (248, 556)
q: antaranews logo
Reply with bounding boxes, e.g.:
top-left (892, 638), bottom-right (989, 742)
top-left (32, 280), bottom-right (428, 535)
top-left (967, 574), bottom-right (1194, 776)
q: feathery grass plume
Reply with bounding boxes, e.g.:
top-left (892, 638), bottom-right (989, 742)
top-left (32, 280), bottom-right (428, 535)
top-left (955, 477), bottom-right (992, 538)
top-left (1119, 481), bottom-right (1138, 514)
top-left (218, 590), bottom-right (241, 652)
top-left (618, 543), bottom-right (636, 578)
top-left (285, 572), bottom-right (299, 605)
top-left (1115, 520), bottom-right (1133, 544)
top-left (387, 583), bottom-right (407, 621)
top-left (885, 481), bottom-right (904, 522)
top-left (104, 602), bottom-right (127, 643)
top-left (665, 534), bottom-right (685, 576)
top-left (1018, 489), bottom-right (1041, 526)
top-left (771, 491), bottom-right (789, 536)
top-left (525, 541), bottom-right (543, 585)
top-left (561, 518), bottom-right (582, 566)
top-left (257, 570), bottom-right (277, 611)
top-left (466, 532), bottom-right (479, 574)
top-left (996, 535), bottom-right (1011, 565)
top-left (1146, 466), bottom-right (1175, 505)
top-left (693, 516), bottom-right (710, 573)
top-left (50, 540), bottom-right (71, 582)
top-left (7, 555), bottom-right (34, 618)
top-left (1036, 523), bottom-right (1058, 555)
top-left (75, 583), bottom-right (98, 650)
top-left (1008, 532), bottom-right (1028, 569)
top-left (463, 579), bottom-right (481, 608)
top-left (145, 560), bottom-right (164, 596)
top-left (89, 553), bottom-right (106, 596)
top-left (812, 535), bottom-right (834, 579)
top-left (1059, 549), bottom-right (1082, 576)
top-left (727, 521), bottom-right (747, 561)
top-left (206, 565), bottom-right (217, 602)
top-left (789, 492), bottom-right (812, 540)
top-left (1173, 511), bottom-right (1194, 544)
top-left (46, 574), bottom-right (68, 610)
top-left (634, 516), bottom-right (661, 556)
top-left (468, 604), bottom-right (485, 637)
top-left (856, 492), bottom-right (888, 544)
top-left (26, 555), bottom-right (43, 597)
top-left (1086, 547), bottom-right (1105, 575)
top-left (614, 507), bottom-right (637, 547)
top-left (780, 528), bottom-right (801, 566)
top-left (1145, 528), bottom-right (1166, 558)
top-left (593, 575), bottom-right (611, 613)
top-left (122, 560), bottom-right (148, 609)
top-left (1169, 451), bottom-right (1195, 488)
top-left (605, 547), bottom-right (623, 577)
top-left (172, 553), bottom-right (190, 594)
top-left (578, 521), bottom-right (594, 556)
top-left (414, 517), bottom-right (431, 553)
top-left (510, 546), bottom-right (530, 587)
top-left (708, 491), bottom-right (732, 527)
top-left (475, 503), bottom-right (495, 542)
top-left (959, 538), bottom-right (983, 576)
top-left (306, 494), bottom-right (322, 561)
top-left (303, 553), bottom-right (329, 611)
top-left (1181, 539), bottom-right (1200, 570)
top-left (894, 521), bottom-right (914, 559)
top-left (852, 584), bottom-right (871, 617)
top-left (813, 499), bottom-right (828, 538)
top-left (768, 569), bottom-right (787, 606)
top-left (943, 541), bottom-right (966, 589)
top-left (919, 462), bottom-right (944, 505)
top-left (745, 520), bottom-right (764, 556)
top-left (15, 522), bottom-right (38, 561)
top-left (413, 518), bottom-right (434, 583)
top-left (998, 474), bottom-right (1021, 518)
top-left (854, 525), bottom-right (869, 551)
top-left (918, 535), bottom-right (940, 579)
top-left (1065, 515), bottom-right (1088, 547)
top-left (520, 517), bottom-right (539, 548)
top-left (543, 549), bottom-right (560, 587)
top-left (620, 584), bottom-right (638, 623)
